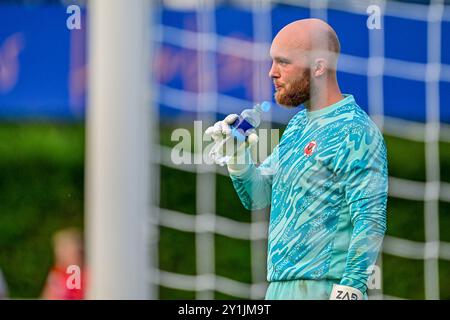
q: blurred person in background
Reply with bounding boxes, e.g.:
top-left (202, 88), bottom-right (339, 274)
top-left (206, 18), bottom-right (388, 300)
top-left (41, 228), bottom-right (85, 300)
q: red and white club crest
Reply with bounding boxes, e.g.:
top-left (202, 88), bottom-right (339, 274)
top-left (304, 140), bottom-right (317, 156)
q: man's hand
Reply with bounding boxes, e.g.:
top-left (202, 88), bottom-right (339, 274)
top-left (205, 114), bottom-right (259, 148)
top-left (205, 114), bottom-right (259, 167)
top-left (329, 284), bottom-right (364, 300)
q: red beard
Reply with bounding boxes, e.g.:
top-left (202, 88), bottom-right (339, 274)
top-left (274, 69), bottom-right (311, 108)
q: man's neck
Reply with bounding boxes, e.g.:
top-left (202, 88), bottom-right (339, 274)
top-left (304, 81), bottom-right (343, 112)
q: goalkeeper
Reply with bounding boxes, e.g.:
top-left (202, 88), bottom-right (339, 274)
top-left (206, 18), bottom-right (388, 300)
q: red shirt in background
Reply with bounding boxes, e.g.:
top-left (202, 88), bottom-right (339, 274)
top-left (42, 266), bottom-right (85, 300)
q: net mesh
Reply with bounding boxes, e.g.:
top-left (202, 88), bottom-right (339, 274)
top-left (150, 0), bottom-right (450, 300)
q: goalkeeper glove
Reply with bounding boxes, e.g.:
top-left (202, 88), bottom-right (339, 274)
top-left (205, 114), bottom-right (258, 170)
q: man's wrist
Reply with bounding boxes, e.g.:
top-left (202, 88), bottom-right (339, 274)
top-left (329, 284), bottom-right (364, 300)
top-left (227, 149), bottom-right (253, 174)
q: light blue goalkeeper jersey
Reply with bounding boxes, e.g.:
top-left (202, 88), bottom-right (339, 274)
top-left (228, 94), bottom-right (388, 294)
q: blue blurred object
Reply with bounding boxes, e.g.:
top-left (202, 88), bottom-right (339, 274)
top-left (0, 3), bottom-right (449, 123)
top-left (0, 5), bottom-right (84, 120)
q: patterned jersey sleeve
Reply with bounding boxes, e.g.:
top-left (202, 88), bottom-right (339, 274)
top-left (334, 122), bottom-right (388, 294)
top-left (228, 146), bottom-right (279, 211)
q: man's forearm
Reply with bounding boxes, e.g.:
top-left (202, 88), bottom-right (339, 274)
top-left (228, 150), bottom-right (272, 211)
top-left (340, 215), bottom-right (386, 293)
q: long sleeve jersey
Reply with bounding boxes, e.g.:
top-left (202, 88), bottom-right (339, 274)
top-left (229, 94), bottom-right (388, 294)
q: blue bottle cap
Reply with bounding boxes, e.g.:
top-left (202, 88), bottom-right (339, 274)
top-left (260, 101), bottom-right (271, 112)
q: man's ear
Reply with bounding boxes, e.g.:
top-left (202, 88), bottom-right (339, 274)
top-left (313, 58), bottom-right (327, 77)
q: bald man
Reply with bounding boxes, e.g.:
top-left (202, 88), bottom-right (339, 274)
top-left (206, 19), bottom-right (388, 300)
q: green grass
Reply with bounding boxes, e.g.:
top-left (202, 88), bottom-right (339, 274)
top-left (159, 286), bottom-right (196, 299)
top-left (440, 141), bottom-right (450, 183)
top-left (215, 235), bottom-right (252, 284)
top-left (386, 198), bottom-right (425, 242)
top-left (216, 173), bottom-right (252, 223)
top-left (214, 291), bottom-right (243, 300)
top-left (384, 135), bottom-right (426, 182)
top-left (439, 201), bottom-right (450, 243)
top-left (0, 122), bottom-right (84, 165)
top-left (160, 166), bottom-right (197, 216)
top-left (439, 260), bottom-right (450, 300)
top-left (0, 122), bottom-right (84, 298)
top-left (382, 253), bottom-right (425, 300)
top-left (159, 227), bottom-right (196, 276)
top-left (0, 121), bottom-right (449, 299)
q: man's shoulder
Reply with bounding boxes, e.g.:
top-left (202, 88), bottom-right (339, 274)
top-left (283, 108), bottom-right (307, 132)
top-left (336, 101), bottom-right (383, 140)
top-left (289, 108), bottom-right (307, 124)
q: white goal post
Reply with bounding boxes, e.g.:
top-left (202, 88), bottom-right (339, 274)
top-left (86, 0), bottom-right (153, 299)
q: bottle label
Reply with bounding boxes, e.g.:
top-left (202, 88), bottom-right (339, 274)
top-left (231, 117), bottom-right (254, 137)
top-left (231, 127), bottom-right (246, 142)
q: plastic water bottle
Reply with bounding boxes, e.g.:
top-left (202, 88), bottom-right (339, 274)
top-left (209, 101), bottom-right (271, 166)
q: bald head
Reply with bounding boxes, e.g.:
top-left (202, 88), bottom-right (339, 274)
top-left (271, 18), bottom-right (340, 70)
top-left (269, 19), bottom-right (343, 109)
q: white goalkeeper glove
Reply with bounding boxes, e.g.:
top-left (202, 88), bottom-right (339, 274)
top-left (329, 284), bottom-right (364, 300)
top-left (205, 114), bottom-right (258, 169)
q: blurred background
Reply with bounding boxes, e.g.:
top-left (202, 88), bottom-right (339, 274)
top-left (0, 0), bottom-right (449, 300)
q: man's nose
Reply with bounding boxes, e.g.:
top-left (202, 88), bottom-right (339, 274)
top-left (268, 62), bottom-right (279, 78)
